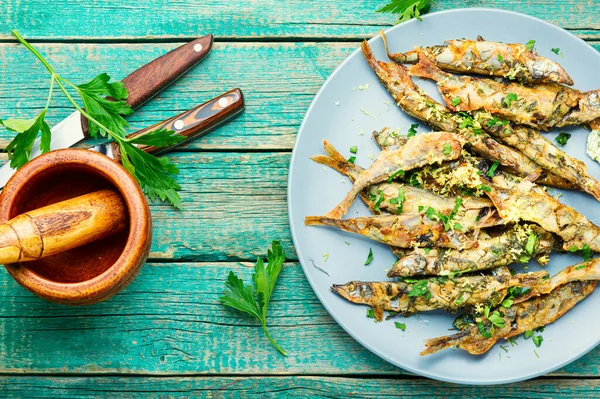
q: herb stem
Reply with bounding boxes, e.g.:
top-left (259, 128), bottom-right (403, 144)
top-left (261, 322), bottom-right (287, 356)
top-left (44, 76), bottom-right (54, 111)
top-left (11, 30), bottom-right (56, 76)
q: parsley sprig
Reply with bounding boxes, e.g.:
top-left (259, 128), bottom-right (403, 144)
top-left (377, 0), bottom-right (435, 23)
top-left (2, 31), bottom-right (185, 208)
top-left (220, 241), bottom-right (287, 355)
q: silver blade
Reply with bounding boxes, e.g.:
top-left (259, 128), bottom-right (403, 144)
top-left (0, 111), bottom-right (86, 188)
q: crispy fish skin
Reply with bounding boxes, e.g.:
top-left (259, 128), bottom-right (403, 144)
top-left (310, 139), bottom-right (494, 219)
top-left (487, 177), bottom-right (600, 252)
top-left (514, 258), bottom-right (600, 304)
top-left (381, 32), bottom-right (573, 85)
top-left (409, 52), bottom-right (600, 130)
top-left (361, 39), bottom-right (572, 190)
top-left (305, 214), bottom-right (475, 249)
top-left (477, 111), bottom-right (600, 201)
top-left (388, 224), bottom-right (555, 277)
top-left (421, 280), bottom-right (597, 355)
top-left (332, 268), bottom-right (547, 321)
top-left (323, 131), bottom-right (463, 219)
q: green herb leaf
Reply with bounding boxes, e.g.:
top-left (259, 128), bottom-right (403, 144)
top-left (389, 188), bottom-right (406, 213)
top-left (555, 132), bottom-right (571, 146)
top-left (366, 308), bottom-right (380, 322)
top-left (501, 298), bottom-right (514, 308)
top-left (503, 92), bottom-right (518, 107)
top-left (374, 189), bottom-right (385, 212)
top-left (524, 330), bottom-right (534, 339)
top-left (488, 311), bottom-right (505, 328)
top-left (220, 241), bottom-right (287, 356)
top-left (349, 145), bottom-right (358, 154)
top-left (128, 127), bottom-right (185, 148)
top-left (532, 335), bottom-right (543, 347)
top-left (497, 54), bottom-right (504, 63)
top-left (525, 39), bottom-right (536, 51)
top-left (525, 232), bottom-right (537, 256)
top-left (551, 47), bottom-right (560, 55)
top-left (376, 0), bottom-right (433, 23)
top-left (394, 321), bottom-right (406, 331)
top-left (5, 111), bottom-right (51, 169)
top-left (443, 143), bottom-right (452, 155)
top-left (487, 160), bottom-right (499, 177)
top-left (364, 248), bottom-right (374, 265)
top-left (387, 169), bottom-right (405, 183)
top-left (477, 321), bottom-right (492, 338)
top-left (478, 184), bottom-right (492, 193)
top-left (407, 123), bottom-right (418, 138)
top-left (451, 96), bottom-right (461, 107)
top-left (348, 156), bottom-right (357, 164)
top-left (407, 279), bottom-right (430, 300)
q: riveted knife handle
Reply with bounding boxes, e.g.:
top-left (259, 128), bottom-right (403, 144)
top-left (82, 34), bottom-right (214, 137)
top-left (110, 89), bottom-right (244, 162)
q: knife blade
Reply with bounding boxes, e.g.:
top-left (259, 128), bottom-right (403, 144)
top-left (0, 34), bottom-right (214, 189)
top-left (89, 89), bottom-right (244, 161)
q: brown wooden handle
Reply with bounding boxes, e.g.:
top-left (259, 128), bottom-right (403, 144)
top-left (82, 34), bottom-right (214, 137)
top-left (0, 190), bottom-right (128, 264)
top-left (109, 88), bottom-right (244, 162)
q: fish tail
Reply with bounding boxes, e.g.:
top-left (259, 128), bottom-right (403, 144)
top-left (420, 329), bottom-right (472, 356)
top-left (309, 140), bottom-right (361, 180)
top-left (409, 51), bottom-right (445, 81)
top-left (379, 30), bottom-right (417, 64)
top-left (324, 188), bottom-right (360, 219)
top-left (361, 40), bottom-right (380, 73)
top-left (304, 216), bottom-right (332, 226)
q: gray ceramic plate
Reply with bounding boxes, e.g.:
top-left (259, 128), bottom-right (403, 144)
top-left (288, 8), bottom-right (600, 385)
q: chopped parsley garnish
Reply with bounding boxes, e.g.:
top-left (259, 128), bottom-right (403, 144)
top-left (322, 252), bottom-right (329, 262)
top-left (478, 184), bottom-right (492, 192)
top-left (501, 298), bottom-right (514, 308)
top-left (374, 189), bottom-right (385, 212)
top-left (422, 197), bottom-right (462, 231)
top-left (532, 335), bottom-right (543, 347)
top-left (508, 286), bottom-right (530, 298)
top-left (424, 247), bottom-right (431, 254)
top-left (524, 330), bottom-right (534, 339)
top-left (348, 156), bottom-right (356, 164)
top-left (443, 143), bottom-right (452, 156)
top-left (477, 321), bottom-right (492, 339)
top-left (451, 96), bottom-right (461, 107)
top-left (395, 321), bottom-right (406, 331)
top-left (364, 248), bottom-right (374, 265)
top-left (525, 232), bottom-right (537, 256)
top-left (388, 188), bottom-right (406, 213)
top-left (366, 308), bottom-right (379, 322)
top-left (487, 160), bottom-right (499, 177)
top-left (569, 244), bottom-right (592, 261)
top-left (551, 47), bottom-right (560, 55)
top-left (488, 311), bottom-right (505, 328)
top-left (349, 145), bottom-right (358, 154)
top-left (407, 279), bottom-right (431, 300)
top-left (458, 115), bottom-right (474, 129)
top-left (503, 92), bottom-right (518, 107)
top-left (487, 117), bottom-right (508, 128)
top-left (525, 39), bottom-right (536, 51)
top-left (407, 123), bottom-right (418, 138)
top-left (387, 169), bottom-right (405, 183)
top-left (497, 54), bottom-right (504, 63)
top-left (555, 132), bottom-right (571, 146)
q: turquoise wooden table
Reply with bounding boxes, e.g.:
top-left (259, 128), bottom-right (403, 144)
top-left (0, 1), bottom-right (599, 397)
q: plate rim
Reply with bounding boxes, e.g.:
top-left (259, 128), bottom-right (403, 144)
top-left (287, 7), bottom-right (600, 385)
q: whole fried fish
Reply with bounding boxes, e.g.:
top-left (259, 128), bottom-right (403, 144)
top-left (382, 32), bottom-right (573, 85)
top-left (305, 214), bottom-right (475, 249)
top-left (361, 39), bottom-right (573, 190)
top-left (332, 267), bottom-right (547, 321)
top-left (409, 52), bottom-right (600, 130)
top-left (487, 177), bottom-right (600, 252)
top-left (421, 280), bottom-right (597, 355)
top-left (323, 131), bottom-right (464, 219)
top-left (388, 224), bottom-right (555, 277)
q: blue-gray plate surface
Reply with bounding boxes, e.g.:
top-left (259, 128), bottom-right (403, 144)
top-left (288, 8), bottom-right (600, 385)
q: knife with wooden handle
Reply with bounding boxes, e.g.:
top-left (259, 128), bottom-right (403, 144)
top-left (0, 34), bottom-right (214, 189)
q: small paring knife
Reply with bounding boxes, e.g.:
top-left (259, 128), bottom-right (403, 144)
top-left (0, 34), bottom-right (215, 188)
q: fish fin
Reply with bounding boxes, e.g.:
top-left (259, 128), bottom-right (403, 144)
top-left (420, 328), bottom-right (472, 356)
top-left (408, 51), bottom-right (443, 81)
top-left (476, 35), bottom-right (485, 42)
top-left (361, 40), bottom-right (379, 72)
top-left (379, 30), bottom-right (417, 64)
top-left (305, 216), bottom-right (329, 226)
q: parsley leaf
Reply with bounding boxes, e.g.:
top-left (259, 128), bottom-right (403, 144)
top-left (366, 308), bottom-right (380, 322)
top-left (524, 330), bottom-right (534, 339)
top-left (488, 311), bottom-right (505, 328)
top-left (551, 47), bottom-right (560, 55)
top-left (407, 123), bottom-right (418, 138)
top-left (374, 190), bottom-right (385, 212)
top-left (487, 160), bottom-right (499, 177)
top-left (220, 240), bottom-right (287, 355)
top-left (532, 335), bottom-right (543, 347)
top-left (443, 143), bottom-right (452, 155)
top-left (376, 0), bottom-right (434, 23)
top-left (395, 321), bottom-right (406, 331)
top-left (503, 93), bottom-right (518, 108)
top-left (388, 188), bottom-right (406, 213)
top-left (525, 39), bottom-right (536, 51)
top-left (348, 156), bottom-right (357, 164)
top-left (451, 96), bottom-right (461, 107)
top-left (477, 321), bottom-right (492, 338)
top-left (407, 279), bottom-right (431, 300)
top-left (349, 145), bottom-right (358, 154)
top-left (4, 111), bottom-right (51, 169)
top-left (497, 54), bottom-right (504, 63)
top-left (569, 244), bottom-right (592, 261)
top-left (364, 248), bottom-right (374, 265)
top-left (555, 132), bottom-right (571, 146)
top-left (387, 169), bottom-right (405, 183)
top-left (525, 232), bottom-right (537, 256)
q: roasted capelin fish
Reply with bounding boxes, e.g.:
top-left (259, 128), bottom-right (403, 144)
top-left (487, 176), bottom-right (600, 252)
top-left (332, 267), bottom-right (548, 321)
top-left (410, 52), bottom-right (600, 130)
top-left (305, 214), bottom-right (475, 249)
top-left (388, 224), bottom-right (555, 277)
top-left (361, 39), bottom-right (573, 190)
top-left (322, 131), bottom-right (464, 219)
top-left (514, 258), bottom-right (600, 304)
top-left (382, 33), bottom-right (573, 85)
top-left (311, 139), bottom-right (495, 224)
top-left (421, 281), bottom-right (597, 355)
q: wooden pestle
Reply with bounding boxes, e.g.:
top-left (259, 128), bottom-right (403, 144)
top-left (0, 189), bottom-right (128, 264)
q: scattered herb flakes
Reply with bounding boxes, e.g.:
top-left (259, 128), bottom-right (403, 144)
top-left (478, 184), bottom-right (492, 193)
top-left (344, 241), bottom-right (351, 246)
top-left (525, 39), bottom-right (536, 51)
top-left (443, 143), bottom-right (452, 155)
top-left (364, 248), bottom-right (374, 265)
top-left (534, 349), bottom-right (540, 358)
top-left (500, 344), bottom-right (509, 353)
top-left (488, 311), bottom-right (505, 328)
top-left (349, 146), bottom-right (358, 154)
top-left (487, 160), bottom-right (499, 177)
top-left (366, 308), bottom-right (380, 322)
top-left (525, 232), bottom-right (537, 256)
top-left (322, 252), bottom-right (329, 262)
top-left (359, 129), bottom-right (365, 136)
top-left (524, 330), bottom-right (534, 339)
top-left (451, 96), bottom-right (461, 107)
top-left (387, 169), bottom-right (405, 183)
top-left (407, 123), bottom-right (419, 138)
top-left (497, 54), bottom-right (504, 63)
top-left (395, 321), bottom-right (407, 331)
top-left (360, 107), bottom-right (374, 117)
top-left (569, 244), bottom-right (592, 261)
top-left (555, 132), bottom-right (571, 146)
top-left (477, 321), bottom-right (492, 339)
top-left (407, 279), bottom-right (431, 300)
top-left (348, 156), bottom-right (357, 164)
top-left (503, 92), bottom-right (518, 107)
top-left (551, 47), bottom-right (560, 55)
top-left (335, 101), bottom-right (340, 106)
top-left (487, 117), bottom-right (508, 128)
top-left (374, 190), bottom-right (385, 212)
top-left (533, 335), bottom-right (543, 347)
top-left (575, 264), bottom-right (587, 270)
top-left (388, 188), bottom-right (406, 213)
top-left (424, 247), bottom-right (431, 254)
top-left (535, 327), bottom-right (545, 333)
top-left (501, 298), bottom-right (514, 308)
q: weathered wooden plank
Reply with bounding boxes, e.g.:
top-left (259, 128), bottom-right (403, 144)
top-left (0, 261), bottom-right (598, 376)
top-left (0, 1), bottom-right (598, 40)
top-left (1, 41), bottom-right (599, 152)
top-left (0, 42), bottom-right (356, 151)
top-left (4, 376), bottom-right (600, 398)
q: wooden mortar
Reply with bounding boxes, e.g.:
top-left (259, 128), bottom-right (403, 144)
top-left (0, 149), bottom-right (152, 305)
